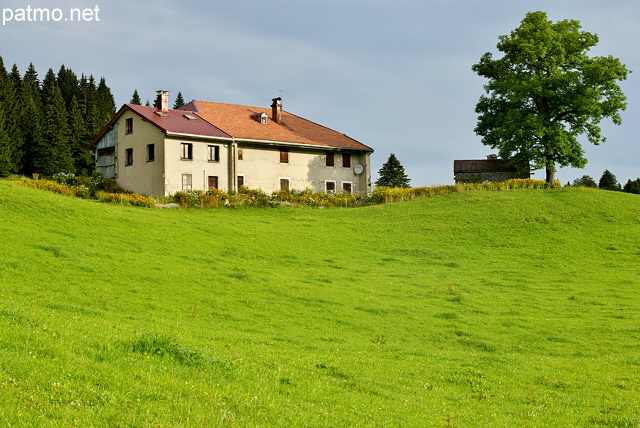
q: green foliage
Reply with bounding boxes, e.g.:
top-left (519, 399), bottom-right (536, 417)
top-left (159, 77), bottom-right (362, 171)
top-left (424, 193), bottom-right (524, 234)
top-left (130, 89), bottom-right (142, 105)
top-left (173, 91), bottom-right (185, 109)
top-left (1, 181), bottom-right (640, 426)
top-left (571, 175), bottom-right (597, 188)
top-left (375, 153), bottom-right (410, 188)
top-left (623, 178), bottom-right (640, 194)
top-left (472, 11), bottom-right (630, 182)
top-left (598, 169), bottom-right (621, 191)
top-left (36, 69), bottom-right (74, 176)
top-left (0, 55), bottom-right (116, 176)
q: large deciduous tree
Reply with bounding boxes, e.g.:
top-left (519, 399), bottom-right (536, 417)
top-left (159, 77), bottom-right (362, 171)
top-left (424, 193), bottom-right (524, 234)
top-left (472, 11), bottom-right (630, 183)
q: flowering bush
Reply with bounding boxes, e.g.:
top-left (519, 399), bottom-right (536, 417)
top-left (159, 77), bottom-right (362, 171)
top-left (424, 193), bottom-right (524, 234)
top-left (95, 192), bottom-right (155, 208)
top-left (14, 174), bottom-right (559, 210)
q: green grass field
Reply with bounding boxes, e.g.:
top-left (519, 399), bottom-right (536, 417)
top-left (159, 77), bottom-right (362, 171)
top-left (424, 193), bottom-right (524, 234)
top-left (1, 180), bottom-right (639, 427)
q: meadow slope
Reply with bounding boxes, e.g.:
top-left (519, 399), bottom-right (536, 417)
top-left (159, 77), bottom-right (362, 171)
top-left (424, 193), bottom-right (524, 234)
top-left (1, 181), bottom-right (640, 427)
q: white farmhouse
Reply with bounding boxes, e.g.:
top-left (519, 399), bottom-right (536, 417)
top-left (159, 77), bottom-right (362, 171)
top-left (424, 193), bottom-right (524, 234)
top-left (91, 91), bottom-right (373, 197)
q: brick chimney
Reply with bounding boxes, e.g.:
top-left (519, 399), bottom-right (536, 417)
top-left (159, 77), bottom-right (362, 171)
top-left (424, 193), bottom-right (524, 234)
top-left (271, 97), bottom-right (282, 124)
top-left (156, 90), bottom-right (169, 113)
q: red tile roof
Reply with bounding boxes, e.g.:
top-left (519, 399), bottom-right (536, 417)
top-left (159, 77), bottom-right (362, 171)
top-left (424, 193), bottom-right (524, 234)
top-left (90, 104), bottom-right (232, 148)
top-left (124, 104), bottom-right (232, 139)
top-left (92, 100), bottom-right (372, 153)
top-left (183, 100), bottom-right (372, 151)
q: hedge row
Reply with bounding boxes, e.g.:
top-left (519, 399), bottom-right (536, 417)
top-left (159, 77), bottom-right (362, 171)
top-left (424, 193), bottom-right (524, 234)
top-left (14, 176), bottom-right (559, 209)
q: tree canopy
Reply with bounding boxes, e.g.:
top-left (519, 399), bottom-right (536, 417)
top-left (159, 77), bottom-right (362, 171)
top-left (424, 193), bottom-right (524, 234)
top-left (173, 92), bottom-right (185, 109)
top-left (598, 169), bottom-right (620, 191)
top-left (0, 56), bottom-right (116, 177)
top-left (472, 11), bottom-right (630, 183)
top-left (376, 154), bottom-right (410, 188)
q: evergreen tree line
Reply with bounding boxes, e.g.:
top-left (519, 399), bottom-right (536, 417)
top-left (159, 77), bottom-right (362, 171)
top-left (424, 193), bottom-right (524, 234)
top-left (569, 170), bottom-right (640, 194)
top-left (0, 56), bottom-right (116, 177)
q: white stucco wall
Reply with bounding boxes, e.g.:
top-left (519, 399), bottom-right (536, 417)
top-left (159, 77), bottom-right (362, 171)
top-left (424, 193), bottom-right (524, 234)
top-left (236, 144), bottom-right (370, 194)
top-left (163, 138), bottom-right (230, 196)
top-left (117, 111), bottom-right (166, 197)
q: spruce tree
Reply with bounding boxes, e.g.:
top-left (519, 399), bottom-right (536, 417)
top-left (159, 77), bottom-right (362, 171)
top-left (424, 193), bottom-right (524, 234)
top-left (130, 89), bottom-right (142, 105)
top-left (9, 64), bottom-right (21, 90)
top-left (36, 69), bottom-right (73, 175)
top-left (173, 92), bottom-right (185, 109)
top-left (57, 65), bottom-right (80, 111)
top-left (68, 95), bottom-right (93, 174)
top-left (376, 154), bottom-right (410, 188)
top-left (0, 56), bottom-right (17, 175)
top-left (623, 178), bottom-right (640, 194)
top-left (0, 104), bottom-right (13, 177)
top-left (598, 170), bottom-right (620, 191)
top-left (19, 66), bottom-right (44, 175)
top-left (96, 77), bottom-right (115, 124)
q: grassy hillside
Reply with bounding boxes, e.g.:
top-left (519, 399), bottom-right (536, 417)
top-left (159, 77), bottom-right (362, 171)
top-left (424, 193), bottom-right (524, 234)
top-left (1, 181), bottom-right (639, 427)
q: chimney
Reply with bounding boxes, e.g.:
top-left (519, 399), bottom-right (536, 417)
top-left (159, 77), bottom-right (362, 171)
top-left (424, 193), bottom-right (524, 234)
top-left (271, 97), bottom-right (282, 124)
top-left (156, 90), bottom-right (169, 113)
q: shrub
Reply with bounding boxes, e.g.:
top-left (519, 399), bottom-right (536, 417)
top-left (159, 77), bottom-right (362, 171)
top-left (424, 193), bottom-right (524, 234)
top-left (96, 192), bottom-right (155, 208)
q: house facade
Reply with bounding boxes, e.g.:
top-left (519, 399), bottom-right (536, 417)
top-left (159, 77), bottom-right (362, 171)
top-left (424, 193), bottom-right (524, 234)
top-left (91, 91), bottom-right (373, 197)
top-left (453, 155), bottom-right (529, 183)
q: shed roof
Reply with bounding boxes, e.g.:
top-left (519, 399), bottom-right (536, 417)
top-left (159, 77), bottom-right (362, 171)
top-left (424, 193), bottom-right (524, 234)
top-left (454, 159), bottom-right (519, 173)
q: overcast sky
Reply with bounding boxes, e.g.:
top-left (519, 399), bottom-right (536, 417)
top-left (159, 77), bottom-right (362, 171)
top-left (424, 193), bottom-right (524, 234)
top-left (2, 0), bottom-right (638, 186)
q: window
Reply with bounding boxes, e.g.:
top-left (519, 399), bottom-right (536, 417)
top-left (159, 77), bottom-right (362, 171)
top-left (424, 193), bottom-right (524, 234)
top-left (280, 148), bottom-right (289, 163)
top-left (182, 174), bottom-right (192, 190)
top-left (342, 153), bottom-right (351, 168)
top-left (238, 148), bottom-right (243, 160)
top-left (181, 143), bottom-right (193, 160)
top-left (208, 176), bottom-right (218, 190)
top-left (326, 151), bottom-right (335, 167)
top-left (325, 180), bottom-right (336, 193)
top-left (125, 118), bottom-right (133, 134)
top-left (146, 144), bottom-right (155, 162)
top-left (208, 145), bottom-right (220, 162)
top-left (237, 175), bottom-right (245, 188)
top-left (342, 182), bottom-right (353, 193)
top-left (280, 178), bottom-right (290, 191)
top-left (125, 148), bottom-right (133, 166)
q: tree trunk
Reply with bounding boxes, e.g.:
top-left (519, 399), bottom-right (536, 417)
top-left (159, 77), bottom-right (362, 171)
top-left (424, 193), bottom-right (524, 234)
top-left (546, 167), bottom-right (555, 183)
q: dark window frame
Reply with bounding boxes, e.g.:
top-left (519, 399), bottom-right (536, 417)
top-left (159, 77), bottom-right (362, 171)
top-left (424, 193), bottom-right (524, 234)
top-left (280, 178), bottom-right (290, 191)
top-left (325, 180), bottom-right (336, 193)
top-left (342, 153), bottom-right (351, 168)
top-left (208, 176), bottom-right (219, 190)
top-left (125, 148), bottom-right (133, 166)
top-left (181, 143), bottom-right (193, 160)
top-left (125, 118), bottom-right (133, 134)
top-left (280, 148), bottom-right (289, 163)
top-left (208, 145), bottom-right (220, 162)
top-left (326, 151), bottom-right (335, 167)
top-left (146, 144), bottom-right (155, 162)
top-left (182, 173), bottom-right (192, 190)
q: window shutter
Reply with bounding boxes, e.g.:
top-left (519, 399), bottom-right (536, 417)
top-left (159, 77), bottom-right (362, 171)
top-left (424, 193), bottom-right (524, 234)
top-left (326, 152), bottom-right (334, 167)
